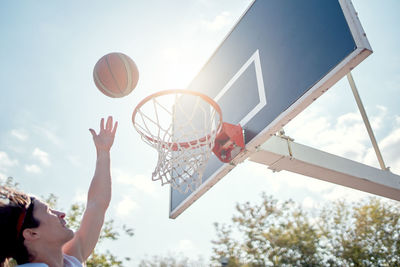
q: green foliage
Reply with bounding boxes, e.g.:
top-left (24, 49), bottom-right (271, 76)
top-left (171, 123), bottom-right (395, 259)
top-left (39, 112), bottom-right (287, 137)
top-left (3, 176), bottom-right (19, 188)
top-left (212, 193), bottom-right (321, 266)
top-left (211, 193), bottom-right (400, 267)
top-left (211, 223), bottom-right (241, 266)
top-left (318, 197), bottom-right (400, 266)
top-left (138, 253), bottom-right (206, 267)
top-left (86, 250), bottom-right (124, 267)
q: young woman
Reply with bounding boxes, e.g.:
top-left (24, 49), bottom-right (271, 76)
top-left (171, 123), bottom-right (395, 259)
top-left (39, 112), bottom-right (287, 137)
top-left (0, 116), bottom-right (118, 267)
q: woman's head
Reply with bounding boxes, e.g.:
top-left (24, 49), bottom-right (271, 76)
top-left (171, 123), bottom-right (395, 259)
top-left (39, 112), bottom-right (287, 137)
top-left (0, 186), bottom-right (39, 265)
top-left (23, 198), bottom-right (74, 247)
top-left (0, 186), bottom-right (73, 265)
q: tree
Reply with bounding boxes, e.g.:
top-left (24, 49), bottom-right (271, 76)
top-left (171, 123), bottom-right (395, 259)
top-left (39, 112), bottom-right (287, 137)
top-left (318, 197), bottom-right (400, 266)
top-left (1, 177), bottom-right (134, 267)
top-left (211, 193), bottom-right (400, 267)
top-left (138, 253), bottom-right (206, 267)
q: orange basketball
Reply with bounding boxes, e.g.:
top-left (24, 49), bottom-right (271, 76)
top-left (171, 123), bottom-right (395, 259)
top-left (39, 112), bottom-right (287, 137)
top-left (93, 52), bottom-right (139, 98)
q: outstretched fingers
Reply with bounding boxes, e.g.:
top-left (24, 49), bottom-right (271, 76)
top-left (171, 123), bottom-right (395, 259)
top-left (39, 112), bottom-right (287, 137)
top-left (100, 116), bottom-right (116, 133)
top-left (90, 116), bottom-right (118, 152)
top-left (112, 121), bottom-right (118, 136)
top-left (106, 116), bottom-right (113, 131)
top-left (100, 118), bottom-right (105, 132)
top-left (89, 128), bottom-right (97, 138)
top-left (94, 116), bottom-right (117, 136)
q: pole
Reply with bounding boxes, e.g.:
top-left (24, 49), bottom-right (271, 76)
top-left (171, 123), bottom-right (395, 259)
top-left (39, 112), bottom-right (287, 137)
top-left (347, 72), bottom-right (388, 171)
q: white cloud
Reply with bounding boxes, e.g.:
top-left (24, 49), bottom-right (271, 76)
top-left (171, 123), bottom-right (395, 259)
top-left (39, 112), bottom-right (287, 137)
top-left (200, 11), bottom-right (233, 31)
top-left (301, 178), bottom-right (334, 193)
top-left (247, 161), bottom-right (335, 195)
top-left (321, 112), bottom-right (368, 161)
top-left (364, 125), bottom-right (400, 173)
top-left (115, 170), bottom-right (158, 197)
top-left (25, 164), bottom-right (41, 173)
top-left (284, 174), bottom-right (332, 196)
top-left (0, 172), bottom-right (7, 182)
top-left (73, 189), bottom-right (87, 203)
top-left (33, 125), bottom-right (61, 146)
top-left (287, 105), bottom-right (391, 165)
top-left (247, 162), bottom-right (282, 192)
top-left (370, 105), bottom-right (387, 130)
top-left (116, 195), bottom-right (139, 217)
top-left (178, 239), bottom-right (195, 251)
top-left (284, 104), bottom-right (400, 174)
top-left (0, 151), bottom-right (18, 171)
top-left (323, 185), bottom-right (373, 202)
top-left (33, 148), bottom-right (50, 166)
top-left (286, 110), bottom-right (373, 162)
top-left (396, 115), bottom-right (400, 125)
top-left (284, 107), bottom-right (330, 145)
top-left (67, 155), bottom-right (81, 167)
top-left (11, 129), bottom-right (28, 141)
top-left (302, 196), bottom-right (315, 209)
top-left (174, 239), bottom-right (198, 259)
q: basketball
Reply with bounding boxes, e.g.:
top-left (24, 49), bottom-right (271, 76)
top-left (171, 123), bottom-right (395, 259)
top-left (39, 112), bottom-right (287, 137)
top-left (93, 52), bottom-right (139, 98)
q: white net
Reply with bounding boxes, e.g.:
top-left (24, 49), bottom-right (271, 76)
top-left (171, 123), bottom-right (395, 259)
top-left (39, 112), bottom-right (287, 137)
top-left (133, 90), bottom-right (222, 193)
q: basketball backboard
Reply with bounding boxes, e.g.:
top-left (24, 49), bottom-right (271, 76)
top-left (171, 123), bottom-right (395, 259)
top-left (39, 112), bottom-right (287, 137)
top-left (170, 0), bottom-right (372, 219)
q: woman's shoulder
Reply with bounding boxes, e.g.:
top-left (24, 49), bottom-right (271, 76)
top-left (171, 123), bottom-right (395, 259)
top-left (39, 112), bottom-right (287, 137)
top-left (17, 254), bottom-right (82, 267)
top-left (63, 254), bottom-right (83, 267)
top-left (17, 264), bottom-right (48, 267)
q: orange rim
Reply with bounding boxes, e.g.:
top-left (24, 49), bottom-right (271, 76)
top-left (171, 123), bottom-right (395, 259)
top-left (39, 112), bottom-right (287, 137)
top-left (132, 89), bottom-right (223, 150)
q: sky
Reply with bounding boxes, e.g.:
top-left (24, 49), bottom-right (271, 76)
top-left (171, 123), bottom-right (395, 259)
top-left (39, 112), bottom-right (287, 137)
top-left (0, 0), bottom-right (399, 265)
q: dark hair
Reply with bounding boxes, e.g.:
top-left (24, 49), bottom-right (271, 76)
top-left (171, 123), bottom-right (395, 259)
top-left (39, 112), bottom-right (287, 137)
top-left (0, 186), bottom-right (41, 266)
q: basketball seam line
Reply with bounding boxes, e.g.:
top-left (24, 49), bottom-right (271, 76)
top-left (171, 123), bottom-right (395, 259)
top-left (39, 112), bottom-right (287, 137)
top-left (94, 68), bottom-right (115, 97)
top-left (105, 54), bottom-right (123, 94)
top-left (117, 53), bottom-right (133, 94)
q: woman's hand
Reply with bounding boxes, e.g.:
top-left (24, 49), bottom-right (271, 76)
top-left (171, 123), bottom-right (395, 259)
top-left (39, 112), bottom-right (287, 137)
top-left (89, 116), bottom-right (118, 153)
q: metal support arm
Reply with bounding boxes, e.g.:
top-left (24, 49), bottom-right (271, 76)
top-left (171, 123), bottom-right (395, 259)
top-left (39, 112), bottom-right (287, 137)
top-left (347, 72), bottom-right (388, 171)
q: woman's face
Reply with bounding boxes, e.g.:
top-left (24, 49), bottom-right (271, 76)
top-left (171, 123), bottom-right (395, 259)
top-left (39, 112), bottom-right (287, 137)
top-left (31, 199), bottom-right (74, 245)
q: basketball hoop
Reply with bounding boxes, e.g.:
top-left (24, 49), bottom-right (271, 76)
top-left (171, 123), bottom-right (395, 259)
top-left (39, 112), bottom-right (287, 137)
top-left (132, 89), bottom-right (244, 193)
